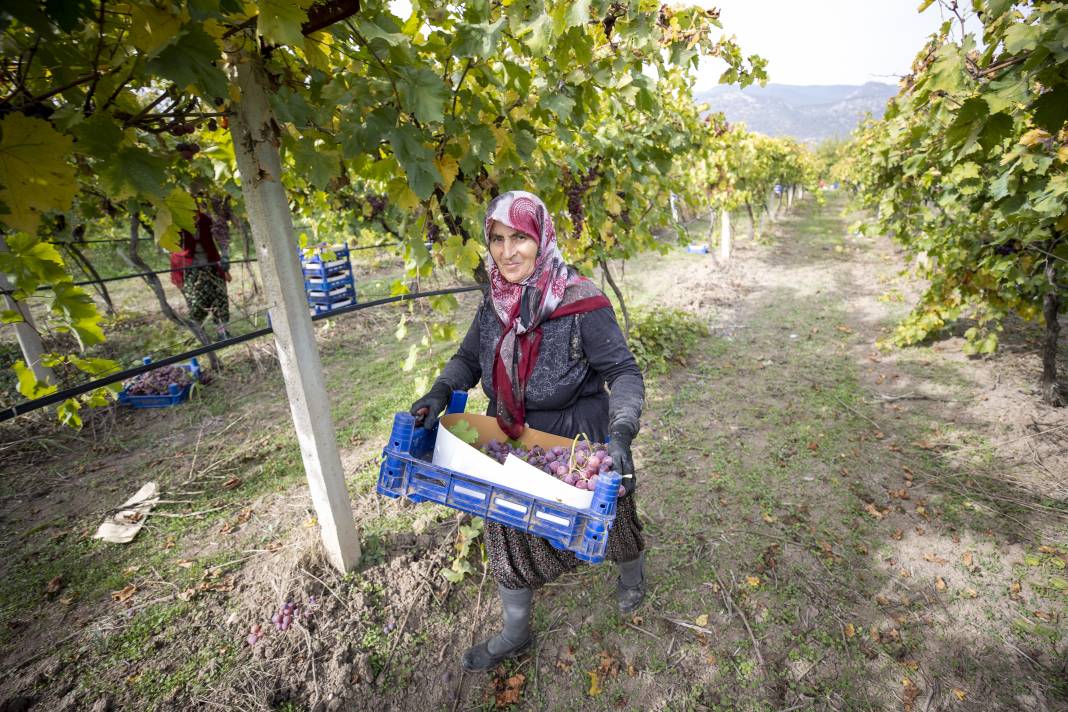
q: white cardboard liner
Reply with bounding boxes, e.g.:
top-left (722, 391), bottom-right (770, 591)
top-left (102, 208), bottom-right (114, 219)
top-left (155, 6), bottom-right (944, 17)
top-left (432, 418), bottom-right (594, 510)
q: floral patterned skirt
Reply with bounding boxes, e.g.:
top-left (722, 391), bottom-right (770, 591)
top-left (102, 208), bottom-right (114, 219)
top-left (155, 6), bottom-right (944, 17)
top-left (485, 493), bottom-right (644, 590)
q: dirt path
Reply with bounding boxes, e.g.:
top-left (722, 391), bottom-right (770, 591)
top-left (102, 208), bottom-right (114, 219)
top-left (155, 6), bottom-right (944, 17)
top-left (2, 195), bottom-right (1065, 712)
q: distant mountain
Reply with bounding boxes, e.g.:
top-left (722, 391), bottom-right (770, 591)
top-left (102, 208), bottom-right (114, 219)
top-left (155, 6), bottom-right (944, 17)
top-left (693, 82), bottom-right (899, 143)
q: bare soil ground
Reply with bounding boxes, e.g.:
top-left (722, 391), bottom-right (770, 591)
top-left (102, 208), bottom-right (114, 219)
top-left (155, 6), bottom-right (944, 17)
top-left (1, 194), bottom-right (1065, 712)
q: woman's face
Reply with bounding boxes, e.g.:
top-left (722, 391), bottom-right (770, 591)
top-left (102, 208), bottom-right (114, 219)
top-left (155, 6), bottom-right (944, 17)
top-left (488, 220), bottom-right (539, 283)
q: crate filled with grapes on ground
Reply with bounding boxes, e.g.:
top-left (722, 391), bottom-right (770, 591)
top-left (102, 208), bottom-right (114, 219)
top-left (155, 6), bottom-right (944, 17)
top-left (117, 357), bottom-right (203, 408)
top-left (377, 392), bottom-right (624, 563)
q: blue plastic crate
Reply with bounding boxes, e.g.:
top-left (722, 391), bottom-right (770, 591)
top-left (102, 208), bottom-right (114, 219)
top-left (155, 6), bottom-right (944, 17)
top-left (303, 272), bottom-right (355, 293)
top-left (307, 284), bottom-right (356, 304)
top-left (118, 357), bottom-right (201, 409)
top-left (377, 392), bottom-right (622, 563)
top-left (309, 296), bottom-right (356, 315)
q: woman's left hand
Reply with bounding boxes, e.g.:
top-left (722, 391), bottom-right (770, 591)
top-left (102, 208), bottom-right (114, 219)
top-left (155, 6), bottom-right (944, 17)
top-left (607, 431), bottom-right (635, 497)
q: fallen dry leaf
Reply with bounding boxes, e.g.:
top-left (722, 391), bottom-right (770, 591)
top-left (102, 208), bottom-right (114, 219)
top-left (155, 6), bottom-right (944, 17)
top-left (902, 677), bottom-right (920, 712)
top-left (177, 559), bottom-right (194, 569)
top-left (864, 503), bottom-right (884, 520)
top-left (935, 577), bottom-right (947, 592)
top-left (223, 477), bottom-right (242, 490)
top-left (493, 672), bottom-right (526, 707)
top-left (924, 552), bottom-right (948, 565)
top-left (587, 670), bottom-right (601, 697)
top-left (914, 440), bottom-right (935, 450)
top-left (899, 568), bottom-right (912, 579)
top-left (122, 565), bottom-right (141, 576)
top-left (953, 688), bottom-right (967, 702)
top-left (178, 588), bottom-right (197, 602)
top-left (219, 521), bottom-right (235, 535)
top-left (1010, 581), bottom-right (1022, 599)
top-left (962, 588), bottom-right (978, 599)
top-left (111, 584), bottom-right (137, 602)
top-left (874, 431), bottom-right (885, 440)
top-left (1038, 545), bottom-right (1060, 555)
top-left (836, 324), bottom-right (853, 334)
top-left (267, 541), bottom-right (283, 552)
top-left (46, 575), bottom-right (64, 594)
top-left (236, 508), bottom-right (253, 524)
top-left (844, 623), bottom-right (856, 639)
top-left (695, 614), bottom-right (709, 627)
top-left (962, 552), bottom-right (974, 568)
top-left (761, 512), bottom-right (776, 523)
top-left (163, 536), bottom-right (176, 549)
top-left (807, 441), bottom-right (820, 451)
top-left (1033, 610), bottom-right (1054, 622)
top-left (891, 529), bottom-right (904, 541)
top-left (122, 511), bottom-right (143, 523)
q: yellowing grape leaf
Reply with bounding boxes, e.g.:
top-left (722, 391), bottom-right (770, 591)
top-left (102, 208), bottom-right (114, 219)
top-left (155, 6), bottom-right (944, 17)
top-left (953, 689), bottom-right (967, 702)
top-left (434, 154), bottom-right (459, 192)
top-left (695, 613), bottom-right (709, 626)
top-left (128, 4), bottom-right (182, 56)
top-left (844, 623), bottom-right (855, 638)
top-left (0, 113), bottom-right (78, 233)
top-left (746, 575), bottom-right (760, 587)
top-left (258, 0), bottom-right (313, 47)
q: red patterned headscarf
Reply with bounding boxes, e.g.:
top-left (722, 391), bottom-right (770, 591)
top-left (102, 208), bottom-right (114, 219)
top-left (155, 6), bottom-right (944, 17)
top-left (484, 191), bottom-right (610, 438)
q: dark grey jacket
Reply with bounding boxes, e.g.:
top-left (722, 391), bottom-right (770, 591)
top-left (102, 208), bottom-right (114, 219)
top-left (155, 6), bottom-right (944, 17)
top-left (435, 293), bottom-right (644, 442)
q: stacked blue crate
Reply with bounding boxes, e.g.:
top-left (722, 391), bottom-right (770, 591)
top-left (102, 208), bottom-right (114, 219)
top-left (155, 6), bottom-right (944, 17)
top-left (301, 243), bottom-right (356, 314)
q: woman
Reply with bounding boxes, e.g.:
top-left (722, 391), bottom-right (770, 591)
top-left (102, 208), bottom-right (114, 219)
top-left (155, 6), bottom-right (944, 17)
top-left (170, 201), bottom-right (231, 337)
top-left (410, 191), bottom-right (646, 672)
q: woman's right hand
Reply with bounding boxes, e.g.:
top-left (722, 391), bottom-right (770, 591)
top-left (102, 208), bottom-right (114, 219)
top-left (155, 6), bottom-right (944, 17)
top-left (409, 383), bottom-right (452, 430)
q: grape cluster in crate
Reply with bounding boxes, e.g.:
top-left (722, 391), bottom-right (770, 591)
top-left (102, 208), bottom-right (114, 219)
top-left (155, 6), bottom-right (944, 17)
top-left (481, 439), bottom-right (614, 492)
top-left (123, 365), bottom-right (194, 395)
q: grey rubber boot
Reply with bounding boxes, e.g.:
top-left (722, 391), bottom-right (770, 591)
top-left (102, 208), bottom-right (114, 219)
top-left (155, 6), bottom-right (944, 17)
top-left (461, 584), bottom-right (534, 671)
top-left (617, 550), bottom-right (646, 613)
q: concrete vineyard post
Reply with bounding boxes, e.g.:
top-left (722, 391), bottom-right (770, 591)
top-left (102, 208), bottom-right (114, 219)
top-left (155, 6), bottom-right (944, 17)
top-left (787, 185), bottom-right (793, 209)
top-left (0, 236), bottom-right (53, 386)
top-left (225, 44), bottom-right (360, 572)
top-left (719, 209), bottom-right (731, 262)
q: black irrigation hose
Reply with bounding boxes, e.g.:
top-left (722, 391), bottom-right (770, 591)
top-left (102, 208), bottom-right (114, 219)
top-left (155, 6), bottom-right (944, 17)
top-left (0, 284), bottom-right (485, 423)
top-left (0, 259), bottom-right (260, 294)
top-left (2, 242), bottom-right (410, 296)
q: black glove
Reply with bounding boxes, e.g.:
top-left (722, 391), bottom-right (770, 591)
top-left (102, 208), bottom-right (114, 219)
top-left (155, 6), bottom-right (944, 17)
top-left (409, 381), bottom-right (452, 431)
top-left (607, 427), bottom-right (636, 497)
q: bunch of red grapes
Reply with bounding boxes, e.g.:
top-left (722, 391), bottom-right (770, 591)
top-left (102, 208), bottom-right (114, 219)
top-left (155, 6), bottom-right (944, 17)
top-left (481, 440), bottom-right (614, 492)
top-left (123, 365), bottom-right (193, 396)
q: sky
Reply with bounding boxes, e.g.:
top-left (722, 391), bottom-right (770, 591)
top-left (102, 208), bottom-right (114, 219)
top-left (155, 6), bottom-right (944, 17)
top-left (691, 1), bottom-right (980, 88)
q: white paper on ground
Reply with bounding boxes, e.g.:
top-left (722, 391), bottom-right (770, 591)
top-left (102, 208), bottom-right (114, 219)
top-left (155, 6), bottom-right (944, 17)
top-left (93, 482), bottom-right (159, 543)
top-left (432, 424), bottom-right (593, 509)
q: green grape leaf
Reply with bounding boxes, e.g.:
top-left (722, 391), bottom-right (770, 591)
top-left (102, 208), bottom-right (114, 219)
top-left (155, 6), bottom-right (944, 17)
top-left (540, 92), bottom-right (576, 121)
top-left (1, 309), bottom-right (24, 323)
top-left (398, 67), bottom-right (449, 125)
top-left (454, 19), bottom-right (505, 59)
top-left (100, 147), bottom-right (168, 200)
top-left (72, 114), bottom-right (125, 158)
top-left (50, 282), bottom-right (106, 346)
top-left (13, 360), bottom-right (57, 399)
top-left (0, 113), bottom-right (78, 233)
top-left (440, 235), bottom-right (482, 274)
top-left (43, 0), bottom-right (93, 31)
top-left (258, 0), bottom-right (313, 47)
top-left (128, 4), bottom-right (183, 57)
top-left (389, 125), bottom-right (438, 199)
top-left (284, 133), bottom-right (340, 189)
top-left (69, 355), bottom-right (119, 376)
top-left (1031, 86), bottom-right (1068, 134)
top-left (445, 418), bottom-right (480, 446)
top-left (56, 398), bottom-right (82, 428)
top-left (146, 25), bottom-right (228, 99)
